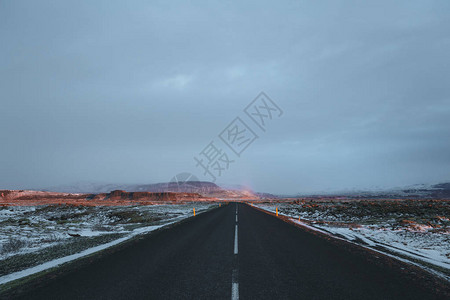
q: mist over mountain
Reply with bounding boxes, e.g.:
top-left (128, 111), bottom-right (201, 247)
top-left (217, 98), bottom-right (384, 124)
top-left (45, 181), bottom-right (261, 199)
top-left (46, 181), bottom-right (222, 194)
top-left (45, 180), bottom-right (450, 200)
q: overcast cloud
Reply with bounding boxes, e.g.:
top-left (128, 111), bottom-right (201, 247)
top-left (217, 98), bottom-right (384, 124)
top-left (1, 1), bottom-right (449, 194)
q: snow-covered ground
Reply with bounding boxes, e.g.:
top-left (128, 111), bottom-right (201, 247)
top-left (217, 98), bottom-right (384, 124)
top-left (256, 201), bottom-right (450, 280)
top-left (0, 203), bottom-right (214, 285)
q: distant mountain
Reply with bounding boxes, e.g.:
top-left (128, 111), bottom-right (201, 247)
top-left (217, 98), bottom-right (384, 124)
top-left (46, 181), bottom-right (222, 194)
top-left (45, 182), bottom-right (127, 194)
top-left (46, 181), bottom-right (262, 199)
top-left (255, 192), bottom-right (279, 199)
top-left (396, 182), bottom-right (450, 199)
top-left (295, 182), bottom-right (450, 199)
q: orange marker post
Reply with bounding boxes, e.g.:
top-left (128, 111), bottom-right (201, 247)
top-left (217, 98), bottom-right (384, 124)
top-left (276, 207), bottom-right (278, 216)
top-left (193, 208), bottom-right (196, 216)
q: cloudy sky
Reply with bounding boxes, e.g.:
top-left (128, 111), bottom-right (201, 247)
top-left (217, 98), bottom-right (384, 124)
top-left (1, 1), bottom-right (449, 194)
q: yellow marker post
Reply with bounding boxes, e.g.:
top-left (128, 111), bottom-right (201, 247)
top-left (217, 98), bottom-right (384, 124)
top-left (276, 207), bottom-right (278, 216)
top-left (193, 208), bottom-right (196, 216)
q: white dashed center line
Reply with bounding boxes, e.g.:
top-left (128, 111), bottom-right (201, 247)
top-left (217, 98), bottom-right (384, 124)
top-left (234, 225), bottom-right (238, 254)
top-left (232, 282), bottom-right (239, 300)
top-left (232, 204), bottom-right (239, 300)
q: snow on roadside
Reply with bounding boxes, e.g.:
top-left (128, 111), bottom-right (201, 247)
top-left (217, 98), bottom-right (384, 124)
top-left (0, 223), bottom-right (166, 285)
top-left (255, 203), bottom-right (450, 280)
top-left (314, 224), bottom-right (450, 269)
top-left (0, 203), bottom-right (213, 286)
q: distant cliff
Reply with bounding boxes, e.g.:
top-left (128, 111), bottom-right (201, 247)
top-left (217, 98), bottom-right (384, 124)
top-left (0, 189), bottom-right (214, 206)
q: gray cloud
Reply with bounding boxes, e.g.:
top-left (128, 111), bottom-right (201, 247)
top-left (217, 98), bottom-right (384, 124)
top-left (1, 1), bottom-right (449, 194)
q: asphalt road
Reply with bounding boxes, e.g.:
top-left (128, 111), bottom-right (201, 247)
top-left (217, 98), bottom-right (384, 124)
top-left (3, 203), bottom-right (449, 299)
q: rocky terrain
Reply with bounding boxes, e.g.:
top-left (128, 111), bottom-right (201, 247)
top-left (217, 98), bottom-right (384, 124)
top-left (0, 190), bottom-right (214, 206)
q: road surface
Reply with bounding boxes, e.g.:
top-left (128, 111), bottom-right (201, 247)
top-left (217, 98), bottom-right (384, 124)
top-left (3, 203), bottom-right (449, 299)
